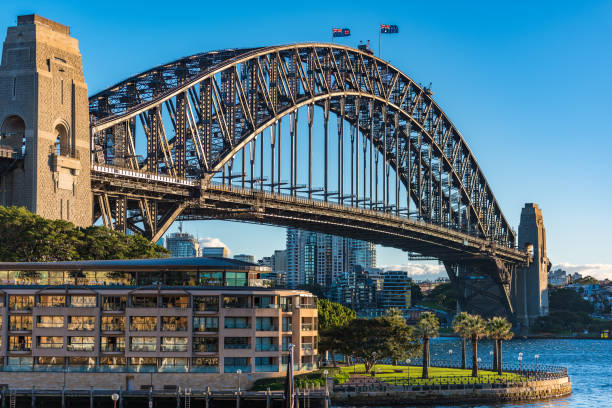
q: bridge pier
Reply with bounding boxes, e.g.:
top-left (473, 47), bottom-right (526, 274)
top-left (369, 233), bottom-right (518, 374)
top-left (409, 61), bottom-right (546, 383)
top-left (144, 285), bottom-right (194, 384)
top-left (513, 203), bottom-right (550, 331)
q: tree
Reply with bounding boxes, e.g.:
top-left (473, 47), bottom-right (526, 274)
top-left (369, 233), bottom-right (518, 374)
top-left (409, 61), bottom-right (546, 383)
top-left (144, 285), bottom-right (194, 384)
top-left (410, 283), bottom-right (424, 303)
top-left (462, 314), bottom-right (487, 377)
top-left (317, 299), bottom-right (356, 331)
top-left (452, 311), bottom-right (471, 369)
top-left (549, 288), bottom-right (594, 314)
top-left (414, 312), bottom-right (439, 379)
top-left (424, 283), bottom-right (457, 310)
top-left (318, 325), bottom-right (345, 367)
top-left (486, 316), bottom-right (513, 375)
top-left (0, 206), bottom-right (169, 262)
top-left (338, 315), bottom-right (419, 374)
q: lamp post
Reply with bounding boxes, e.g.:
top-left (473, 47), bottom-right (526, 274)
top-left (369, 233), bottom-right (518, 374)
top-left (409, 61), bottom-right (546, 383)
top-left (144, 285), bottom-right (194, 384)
top-left (518, 355), bottom-right (523, 372)
top-left (405, 358), bottom-right (411, 385)
top-left (535, 354), bottom-right (540, 372)
top-left (323, 369), bottom-right (329, 393)
top-left (448, 349), bottom-right (453, 366)
top-left (236, 369), bottom-right (242, 393)
top-left (490, 351), bottom-right (494, 369)
top-left (111, 393), bottom-right (119, 408)
top-left (372, 351), bottom-right (377, 376)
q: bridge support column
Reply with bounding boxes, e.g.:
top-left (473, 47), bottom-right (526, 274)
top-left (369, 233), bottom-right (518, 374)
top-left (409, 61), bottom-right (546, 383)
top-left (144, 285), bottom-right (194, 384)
top-left (513, 203), bottom-right (550, 331)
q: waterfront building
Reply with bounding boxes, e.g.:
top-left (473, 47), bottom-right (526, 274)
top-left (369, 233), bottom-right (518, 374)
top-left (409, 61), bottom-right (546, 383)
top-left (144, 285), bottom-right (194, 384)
top-left (165, 232), bottom-right (199, 258)
top-left (548, 269), bottom-right (569, 287)
top-left (201, 247), bottom-right (229, 258)
top-left (234, 254), bottom-right (255, 264)
top-left (381, 270), bottom-right (412, 313)
top-left (0, 258), bottom-right (318, 390)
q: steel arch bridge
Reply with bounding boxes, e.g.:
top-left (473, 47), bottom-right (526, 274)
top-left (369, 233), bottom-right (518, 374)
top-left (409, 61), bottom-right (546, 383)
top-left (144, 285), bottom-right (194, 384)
top-left (88, 43), bottom-right (529, 318)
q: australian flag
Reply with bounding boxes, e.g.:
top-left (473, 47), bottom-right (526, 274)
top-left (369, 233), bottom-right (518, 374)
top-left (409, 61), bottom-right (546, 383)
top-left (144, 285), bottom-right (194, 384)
top-left (380, 24), bottom-right (399, 34)
top-left (332, 28), bottom-right (351, 37)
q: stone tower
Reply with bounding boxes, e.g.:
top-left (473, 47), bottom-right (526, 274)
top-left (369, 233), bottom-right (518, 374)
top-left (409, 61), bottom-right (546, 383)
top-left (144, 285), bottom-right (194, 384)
top-left (513, 203), bottom-right (550, 330)
top-left (0, 15), bottom-right (91, 226)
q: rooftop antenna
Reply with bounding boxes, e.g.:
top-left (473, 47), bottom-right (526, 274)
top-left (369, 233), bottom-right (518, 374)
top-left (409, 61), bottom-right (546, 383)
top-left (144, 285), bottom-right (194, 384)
top-left (178, 221), bottom-right (183, 234)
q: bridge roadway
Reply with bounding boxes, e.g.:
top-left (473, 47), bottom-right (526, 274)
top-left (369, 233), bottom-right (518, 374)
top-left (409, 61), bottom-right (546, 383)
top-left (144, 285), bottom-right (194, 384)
top-left (91, 165), bottom-right (528, 265)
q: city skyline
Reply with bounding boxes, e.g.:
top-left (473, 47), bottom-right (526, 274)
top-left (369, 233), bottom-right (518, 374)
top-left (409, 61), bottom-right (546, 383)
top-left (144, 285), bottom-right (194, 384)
top-left (3, 0), bottom-right (610, 279)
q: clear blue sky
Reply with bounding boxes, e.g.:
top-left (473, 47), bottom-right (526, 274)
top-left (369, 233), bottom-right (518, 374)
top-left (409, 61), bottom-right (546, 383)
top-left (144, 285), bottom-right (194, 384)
top-left (2, 1), bottom-right (611, 271)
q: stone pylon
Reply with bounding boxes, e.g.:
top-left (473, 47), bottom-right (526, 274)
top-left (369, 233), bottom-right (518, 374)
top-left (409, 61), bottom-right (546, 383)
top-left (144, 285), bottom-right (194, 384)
top-left (513, 203), bottom-right (551, 331)
top-left (0, 15), bottom-right (91, 226)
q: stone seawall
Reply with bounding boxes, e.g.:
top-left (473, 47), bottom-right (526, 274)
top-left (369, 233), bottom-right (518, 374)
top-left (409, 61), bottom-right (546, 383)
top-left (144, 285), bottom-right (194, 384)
top-left (332, 376), bottom-right (571, 406)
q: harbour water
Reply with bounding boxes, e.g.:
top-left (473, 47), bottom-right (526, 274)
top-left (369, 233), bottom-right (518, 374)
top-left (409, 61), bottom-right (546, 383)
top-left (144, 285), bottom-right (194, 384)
top-left (337, 338), bottom-right (611, 408)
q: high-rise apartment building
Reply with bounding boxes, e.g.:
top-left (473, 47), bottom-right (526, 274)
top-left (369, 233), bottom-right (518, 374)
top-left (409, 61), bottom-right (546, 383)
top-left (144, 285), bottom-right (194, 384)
top-left (165, 232), bottom-right (199, 258)
top-left (381, 270), bottom-right (412, 313)
top-left (286, 228), bottom-right (376, 289)
top-left (201, 247), bottom-right (229, 258)
top-left (233, 254), bottom-right (255, 264)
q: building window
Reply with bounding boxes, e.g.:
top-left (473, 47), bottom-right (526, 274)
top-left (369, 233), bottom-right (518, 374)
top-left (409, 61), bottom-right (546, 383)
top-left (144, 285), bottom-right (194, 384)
top-left (9, 335), bottom-right (32, 351)
top-left (161, 295), bottom-right (188, 309)
top-left (37, 336), bottom-right (63, 349)
top-left (9, 315), bottom-right (32, 331)
top-left (282, 336), bottom-right (292, 352)
top-left (130, 337), bottom-right (156, 352)
top-left (67, 357), bottom-right (96, 372)
top-left (131, 295), bottom-right (157, 308)
top-left (67, 336), bottom-right (94, 351)
top-left (192, 336), bottom-right (218, 353)
top-left (193, 296), bottom-right (219, 312)
top-left (101, 316), bottom-right (125, 332)
top-left (282, 317), bottom-right (292, 332)
top-left (67, 316), bottom-right (95, 331)
top-left (159, 357), bottom-right (188, 372)
top-left (38, 295), bottom-right (65, 307)
top-left (255, 357), bottom-right (278, 372)
top-left (254, 296), bottom-right (277, 308)
top-left (130, 316), bottom-right (157, 331)
top-left (225, 272), bottom-right (247, 286)
top-left (9, 295), bottom-right (34, 311)
top-left (224, 317), bottom-right (250, 329)
top-left (223, 295), bottom-right (251, 309)
top-left (35, 356), bottom-right (65, 372)
top-left (161, 337), bottom-right (188, 352)
top-left (191, 357), bottom-right (218, 373)
top-left (37, 315), bottom-right (64, 328)
top-left (224, 357), bottom-right (250, 373)
top-left (255, 337), bottom-right (278, 352)
top-left (101, 336), bottom-right (125, 352)
top-left (102, 296), bottom-right (126, 311)
top-left (99, 356), bottom-right (126, 372)
top-left (129, 357), bottom-right (157, 373)
top-left (224, 337), bottom-right (250, 350)
top-left (256, 317), bottom-right (277, 331)
top-left (193, 317), bottom-right (218, 332)
top-left (199, 272), bottom-right (223, 286)
top-left (5, 357), bottom-right (33, 371)
top-left (161, 316), bottom-right (188, 331)
top-left (70, 296), bottom-right (96, 308)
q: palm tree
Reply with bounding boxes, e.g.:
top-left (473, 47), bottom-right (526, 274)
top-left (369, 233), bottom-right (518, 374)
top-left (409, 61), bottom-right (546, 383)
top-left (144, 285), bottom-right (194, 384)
top-left (463, 314), bottom-right (487, 377)
top-left (452, 312), bottom-right (471, 369)
top-left (486, 316), bottom-right (513, 375)
top-left (414, 312), bottom-right (439, 379)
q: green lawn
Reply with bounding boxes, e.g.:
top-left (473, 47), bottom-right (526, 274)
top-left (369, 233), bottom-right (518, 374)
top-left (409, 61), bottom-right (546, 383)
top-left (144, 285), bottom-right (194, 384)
top-left (341, 364), bottom-right (522, 385)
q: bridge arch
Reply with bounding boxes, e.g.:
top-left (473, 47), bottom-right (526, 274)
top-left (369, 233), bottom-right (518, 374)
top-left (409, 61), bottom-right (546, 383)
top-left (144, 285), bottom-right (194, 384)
top-left (89, 43), bottom-right (515, 250)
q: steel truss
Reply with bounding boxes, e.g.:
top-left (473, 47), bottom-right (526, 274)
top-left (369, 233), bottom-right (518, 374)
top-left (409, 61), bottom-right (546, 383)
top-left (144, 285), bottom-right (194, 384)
top-left (89, 44), bottom-right (528, 318)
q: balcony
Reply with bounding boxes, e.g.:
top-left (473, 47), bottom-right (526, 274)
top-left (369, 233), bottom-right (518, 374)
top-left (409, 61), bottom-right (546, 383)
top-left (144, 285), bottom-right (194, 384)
top-left (130, 345), bottom-right (156, 352)
top-left (101, 344), bottom-right (125, 353)
top-left (9, 345), bottom-right (31, 352)
top-left (129, 324), bottom-right (157, 332)
top-left (101, 323), bottom-right (125, 332)
top-left (223, 365), bottom-right (251, 373)
top-left (256, 344), bottom-right (278, 352)
top-left (255, 325), bottom-right (277, 332)
top-left (301, 324), bottom-right (315, 331)
top-left (37, 302), bottom-right (65, 308)
top-left (67, 344), bottom-right (94, 352)
top-left (10, 325), bottom-right (32, 332)
top-left (190, 365), bottom-right (218, 373)
top-left (301, 343), bottom-right (313, 351)
top-left (282, 324), bottom-right (292, 332)
top-left (224, 344), bottom-right (250, 350)
top-left (193, 344), bottom-right (219, 353)
top-left (38, 343), bottom-right (64, 349)
top-left (280, 305), bottom-right (292, 312)
top-left (161, 344), bottom-right (188, 352)
top-left (255, 365), bottom-right (279, 372)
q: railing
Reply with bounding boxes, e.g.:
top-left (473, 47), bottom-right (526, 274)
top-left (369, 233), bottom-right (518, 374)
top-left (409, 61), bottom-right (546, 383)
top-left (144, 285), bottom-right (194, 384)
top-left (193, 326), bottom-right (219, 332)
top-left (36, 302), bottom-right (65, 308)
top-left (333, 361), bottom-right (569, 391)
top-left (160, 344), bottom-right (188, 352)
top-left (223, 365), bottom-right (251, 373)
top-left (281, 305), bottom-right (293, 312)
top-left (299, 304), bottom-right (317, 309)
top-left (256, 344), bottom-right (278, 352)
top-left (301, 343), bottom-right (313, 351)
top-left (256, 325), bottom-right (277, 331)
top-left (193, 344), bottom-right (219, 353)
top-left (255, 304), bottom-right (279, 309)
top-left (190, 366), bottom-right (219, 373)
top-left (255, 365), bottom-right (279, 372)
top-left (101, 344), bottom-right (125, 352)
top-left (102, 304), bottom-right (125, 312)
top-left (130, 324), bottom-right (157, 331)
top-left (38, 343), bottom-right (64, 349)
top-left (224, 344), bottom-right (250, 350)
top-left (9, 325), bottom-right (32, 331)
top-left (161, 324), bottom-right (188, 331)
top-left (301, 324), bottom-right (315, 331)
top-left (101, 324), bottom-right (125, 331)
top-left (67, 344), bottom-right (94, 352)
top-left (8, 345), bottom-right (31, 352)
top-left (282, 324), bottom-right (292, 332)
top-left (130, 345), bottom-right (156, 352)
top-left (224, 323), bottom-right (251, 329)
